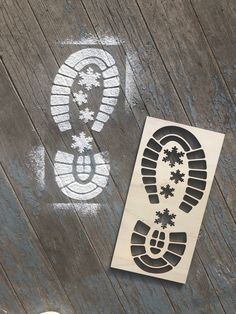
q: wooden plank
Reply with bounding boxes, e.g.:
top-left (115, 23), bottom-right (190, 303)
top-left (0, 0), bottom-right (234, 313)
top-left (0, 0), bottom-right (221, 314)
top-left (75, 1), bottom-right (231, 313)
top-left (0, 168), bottom-right (75, 313)
top-left (0, 1), bottom-right (176, 313)
top-left (38, 2), bottom-right (230, 312)
top-left (0, 60), bottom-right (123, 313)
top-left (136, 0), bottom-right (236, 220)
top-left (134, 0), bottom-right (236, 312)
top-left (0, 265), bottom-right (26, 314)
top-left (191, 0), bottom-right (236, 103)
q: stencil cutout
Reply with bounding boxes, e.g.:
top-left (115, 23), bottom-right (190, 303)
top-left (141, 124), bottom-right (208, 213)
top-left (111, 117), bottom-right (224, 283)
top-left (131, 221), bottom-right (186, 273)
top-left (170, 169), bottom-right (185, 184)
top-left (155, 209), bottom-right (176, 229)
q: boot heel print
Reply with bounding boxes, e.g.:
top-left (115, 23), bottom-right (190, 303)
top-left (111, 117), bottom-right (224, 283)
top-left (54, 151), bottom-right (110, 200)
top-left (51, 48), bottom-right (119, 200)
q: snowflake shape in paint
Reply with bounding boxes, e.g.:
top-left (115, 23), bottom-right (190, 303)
top-left (155, 208), bottom-right (176, 229)
top-left (71, 132), bottom-right (93, 153)
top-left (78, 67), bottom-right (101, 90)
top-left (72, 90), bottom-right (88, 106)
top-left (170, 169), bottom-right (185, 184)
top-left (160, 184), bottom-right (175, 198)
top-left (162, 146), bottom-right (185, 167)
top-left (79, 108), bottom-right (94, 123)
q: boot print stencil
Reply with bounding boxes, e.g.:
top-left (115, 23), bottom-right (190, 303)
top-left (112, 117), bottom-right (224, 284)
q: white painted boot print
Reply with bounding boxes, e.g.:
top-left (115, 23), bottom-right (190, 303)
top-left (51, 48), bottom-right (120, 200)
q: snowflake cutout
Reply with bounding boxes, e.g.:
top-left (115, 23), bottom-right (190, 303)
top-left (73, 91), bottom-right (88, 106)
top-left (155, 208), bottom-right (176, 229)
top-left (170, 169), bottom-right (185, 184)
top-left (160, 184), bottom-right (175, 198)
top-left (71, 132), bottom-right (93, 153)
top-left (79, 108), bottom-right (94, 123)
top-left (162, 146), bottom-right (185, 167)
top-left (78, 67), bottom-right (101, 90)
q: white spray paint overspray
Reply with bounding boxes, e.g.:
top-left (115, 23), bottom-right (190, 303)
top-left (60, 34), bottom-right (125, 46)
top-left (27, 145), bottom-right (45, 189)
top-left (40, 312), bottom-right (61, 314)
top-left (60, 34), bottom-right (142, 115)
top-left (52, 203), bottom-right (101, 216)
top-left (125, 51), bottom-right (143, 112)
top-left (51, 36), bottom-right (143, 203)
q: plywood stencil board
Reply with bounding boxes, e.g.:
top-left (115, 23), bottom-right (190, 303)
top-left (111, 117), bottom-right (225, 284)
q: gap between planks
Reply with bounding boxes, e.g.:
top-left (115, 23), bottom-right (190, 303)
top-left (0, 262), bottom-right (28, 314)
top-left (1, 0), bottom-right (234, 312)
top-left (0, 59), bottom-right (119, 314)
top-left (189, 0), bottom-right (236, 108)
top-left (76, 0), bottom-right (230, 312)
top-left (133, 0), bottom-right (235, 223)
top-left (81, 1), bottom-right (233, 312)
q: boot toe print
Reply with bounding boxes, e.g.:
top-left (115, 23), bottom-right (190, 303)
top-left (51, 48), bottom-right (120, 133)
top-left (141, 126), bottom-right (207, 213)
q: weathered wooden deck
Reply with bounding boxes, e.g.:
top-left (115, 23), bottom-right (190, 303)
top-left (0, 0), bottom-right (235, 313)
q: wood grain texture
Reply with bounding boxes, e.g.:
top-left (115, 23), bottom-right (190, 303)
top-left (0, 0), bottom-right (235, 313)
top-left (136, 0), bottom-right (236, 218)
top-left (0, 55), bottom-right (123, 313)
top-left (0, 264), bottom-right (26, 314)
top-left (0, 61), bottom-right (75, 314)
top-left (191, 0), bottom-right (236, 103)
top-left (0, 1), bottom-right (175, 313)
top-left (112, 117), bottom-right (225, 284)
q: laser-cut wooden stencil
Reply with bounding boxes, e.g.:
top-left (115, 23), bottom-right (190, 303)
top-left (111, 117), bottom-right (225, 284)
